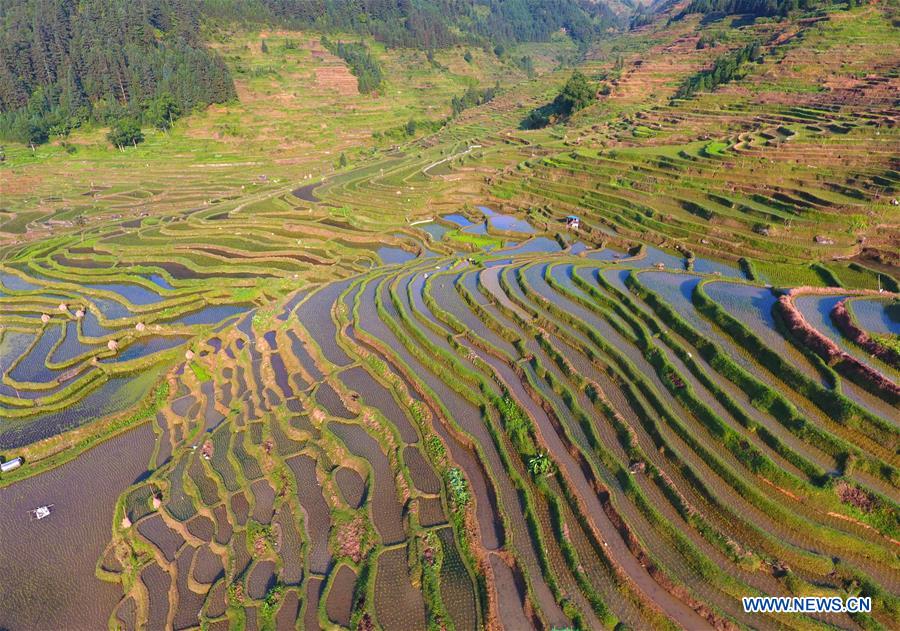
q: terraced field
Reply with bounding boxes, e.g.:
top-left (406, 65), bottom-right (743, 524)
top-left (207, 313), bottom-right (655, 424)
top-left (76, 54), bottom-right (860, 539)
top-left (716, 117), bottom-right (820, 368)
top-left (488, 11), bottom-right (900, 282)
top-left (89, 232), bottom-right (897, 630)
top-left (0, 3), bottom-right (898, 630)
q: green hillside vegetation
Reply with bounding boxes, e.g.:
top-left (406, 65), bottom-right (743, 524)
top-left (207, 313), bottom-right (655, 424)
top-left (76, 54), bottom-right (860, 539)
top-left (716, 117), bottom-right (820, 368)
top-left (0, 0), bottom-right (235, 145)
top-left (522, 70), bottom-right (596, 128)
top-left (202, 0), bottom-right (622, 47)
top-left (0, 0), bottom-right (624, 145)
top-left (321, 37), bottom-right (385, 93)
top-left (672, 39), bottom-right (761, 100)
top-left (675, 0), bottom-right (846, 20)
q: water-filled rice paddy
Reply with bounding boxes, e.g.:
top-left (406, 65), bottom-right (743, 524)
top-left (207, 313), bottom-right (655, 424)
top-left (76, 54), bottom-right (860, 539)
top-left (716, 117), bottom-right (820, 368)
top-left (848, 298), bottom-right (899, 336)
top-left (418, 221), bottom-right (451, 241)
top-left (0, 424), bottom-right (154, 630)
top-left (2, 197), bottom-right (897, 630)
top-left (335, 466), bottom-right (367, 508)
top-left (442, 214), bottom-right (474, 228)
top-left (374, 547), bottom-right (428, 630)
top-left (377, 246), bottom-right (417, 265)
top-left (796, 294), bottom-right (899, 379)
top-left (325, 564), bottom-right (357, 626)
top-left (487, 213), bottom-right (536, 234)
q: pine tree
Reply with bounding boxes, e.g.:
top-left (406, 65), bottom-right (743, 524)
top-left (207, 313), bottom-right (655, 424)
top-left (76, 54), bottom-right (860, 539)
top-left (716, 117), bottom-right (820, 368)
top-left (146, 93), bottom-right (181, 131)
top-left (0, 0), bottom-right (235, 146)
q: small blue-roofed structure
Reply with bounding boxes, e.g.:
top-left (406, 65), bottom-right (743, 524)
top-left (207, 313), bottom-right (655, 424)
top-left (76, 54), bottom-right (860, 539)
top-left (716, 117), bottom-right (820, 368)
top-left (565, 215), bottom-right (580, 229)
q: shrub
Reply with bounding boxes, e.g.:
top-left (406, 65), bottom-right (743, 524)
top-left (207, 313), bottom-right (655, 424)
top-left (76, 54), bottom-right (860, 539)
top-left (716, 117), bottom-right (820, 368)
top-left (107, 119), bottom-right (144, 149)
top-left (445, 467), bottom-right (470, 510)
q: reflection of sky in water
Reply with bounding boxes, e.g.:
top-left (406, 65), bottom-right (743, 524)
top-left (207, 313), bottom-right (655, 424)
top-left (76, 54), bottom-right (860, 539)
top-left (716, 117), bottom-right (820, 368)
top-left (462, 220), bottom-right (488, 235)
top-left (0, 332), bottom-right (35, 392)
top-left (489, 214), bottom-right (535, 233)
top-left (793, 294), bottom-right (893, 372)
top-left (144, 274), bottom-right (175, 290)
top-left (587, 247), bottom-right (627, 261)
top-left (705, 281), bottom-right (777, 330)
top-left (420, 222), bottom-right (450, 240)
top-left (692, 256), bottom-right (744, 279)
top-left (639, 272), bottom-right (703, 319)
top-left (51, 321), bottom-right (99, 363)
top-left (91, 297), bottom-right (134, 320)
top-left (499, 237), bottom-right (561, 255)
top-left (9, 326), bottom-right (67, 382)
top-left (377, 247), bottom-right (417, 265)
top-left (796, 295), bottom-right (847, 346)
top-left (167, 304), bottom-right (250, 326)
top-left (100, 336), bottom-right (187, 362)
top-left (849, 299), bottom-right (899, 336)
top-left (84, 282), bottom-right (163, 305)
top-left (81, 310), bottom-right (115, 337)
top-left (1, 273), bottom-right (39, 291)
top-left (442, 214), bottom-right (473, 227)
top-left (629, 246), bottom-right (686, 270)
top-left (569, 242), bottom-right (589, 255)
top-left (601, 267), bottom-right (631, 292)
top-left (0, 373), bottom-right (157, 449)
top-left (478, 205), bottom-right (536, 233)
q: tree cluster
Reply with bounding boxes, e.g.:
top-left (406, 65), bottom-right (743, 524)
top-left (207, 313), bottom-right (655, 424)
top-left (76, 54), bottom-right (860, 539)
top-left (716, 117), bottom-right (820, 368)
top-left (0, 0), bottom-right (621, 146)
top-left (450, 84), bottom-right (499, 117)
top-left (672, 40), bottom-right (762, 101)
top-left (516, 55), bottom-right (536, 78)
top-left (521, 70), bottom-right (595, 129)
top-left (321, 37), bottom-right (384, 94)
top-left (203, 0), bottom-right (620, 49)
top-left (674, 0), bottom-right (834, 20)
top-left (107, 119), bottom-right (144, 149)
top-left (0, 0), bottom-right (236, 145)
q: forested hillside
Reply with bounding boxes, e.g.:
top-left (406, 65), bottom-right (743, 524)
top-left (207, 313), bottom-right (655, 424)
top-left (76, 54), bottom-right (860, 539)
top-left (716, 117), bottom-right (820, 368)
top-left (0, 0), bottom-right (235, 145)
top-left (674, 0), bottom-right (848, 20)
top-left (0, 0), bottom-right (621, 145)
top-left (202, 0), bottom-right (621, 48)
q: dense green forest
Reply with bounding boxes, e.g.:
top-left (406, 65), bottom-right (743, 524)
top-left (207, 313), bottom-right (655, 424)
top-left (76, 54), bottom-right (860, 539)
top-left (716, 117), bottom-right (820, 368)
top-left (630, 0), bottom-right (843, 30)
top-left (674, 0), bottom-right (842, 20)
top-left (203, 0), bottom-right (621, 48)
top-left (0, 0), bottom-right (235, 145)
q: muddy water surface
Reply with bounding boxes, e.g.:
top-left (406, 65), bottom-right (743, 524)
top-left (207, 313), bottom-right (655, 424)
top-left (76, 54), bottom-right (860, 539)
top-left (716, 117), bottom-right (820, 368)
top-left (0, 423), bottom-right (154, 630)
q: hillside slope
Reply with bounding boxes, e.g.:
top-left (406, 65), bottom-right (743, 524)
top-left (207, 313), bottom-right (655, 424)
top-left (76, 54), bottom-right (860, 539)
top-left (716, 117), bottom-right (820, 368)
top-left (485, 2), bottom-right (899, 276)
top-left (0, 0), bottom-right (621, 144)
top-left (0, 0), bottom-right (235, 143)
